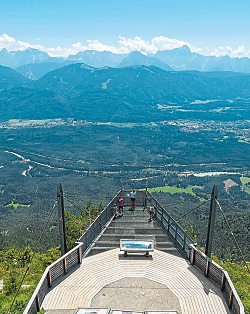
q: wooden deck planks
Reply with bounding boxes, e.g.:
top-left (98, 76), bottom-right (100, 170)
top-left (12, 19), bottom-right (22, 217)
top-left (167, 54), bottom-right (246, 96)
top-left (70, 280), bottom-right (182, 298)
top-left (42, 248), bottom-right (231, 313)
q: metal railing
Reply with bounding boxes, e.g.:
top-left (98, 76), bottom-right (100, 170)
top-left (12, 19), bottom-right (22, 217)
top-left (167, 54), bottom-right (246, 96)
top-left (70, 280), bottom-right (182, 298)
top-left (24, 243), bottom-right (83, 314)
top-left (145, 190), bottom-right (193, 258)
top-left (189, 245), bottom-right (244, 314)
top-left (78, 190), bottom-right (122, 254)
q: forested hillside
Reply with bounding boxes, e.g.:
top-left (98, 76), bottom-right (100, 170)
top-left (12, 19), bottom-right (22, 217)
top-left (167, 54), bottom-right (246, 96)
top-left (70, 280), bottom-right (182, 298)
top-left (0, 64), bottom-right (250, 121)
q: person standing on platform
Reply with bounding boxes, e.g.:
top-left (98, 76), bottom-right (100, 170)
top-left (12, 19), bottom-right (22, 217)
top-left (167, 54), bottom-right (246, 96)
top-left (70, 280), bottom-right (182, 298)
top-left (130, 189), bottom-right (136, 210)
top-left (117, 195), bottom-right (124, 217)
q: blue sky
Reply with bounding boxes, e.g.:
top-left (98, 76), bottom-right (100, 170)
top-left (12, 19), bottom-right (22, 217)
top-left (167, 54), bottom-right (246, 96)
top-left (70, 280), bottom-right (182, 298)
top-left (0, 0), bottom-right (250, 57)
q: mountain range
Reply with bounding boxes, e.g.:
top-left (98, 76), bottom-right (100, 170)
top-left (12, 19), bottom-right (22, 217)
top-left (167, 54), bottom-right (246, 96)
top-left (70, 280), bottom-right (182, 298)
top-left (0, 63), bottom-right (250, 122)
top-left (1, 46), bottom-right (250, 79)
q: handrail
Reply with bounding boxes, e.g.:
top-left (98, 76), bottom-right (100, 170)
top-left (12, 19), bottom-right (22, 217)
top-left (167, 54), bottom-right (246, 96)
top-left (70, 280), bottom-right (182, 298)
top-left (145, 190), bottom-right (193, 258)
top-left (189, 244), bottom-right (244, 314)
top-left (78, 190), bottom-right (122, 253)
top-left (24, 243), bottom-right (83, 314)
top-left (147, 191), bottom-right (189, 231)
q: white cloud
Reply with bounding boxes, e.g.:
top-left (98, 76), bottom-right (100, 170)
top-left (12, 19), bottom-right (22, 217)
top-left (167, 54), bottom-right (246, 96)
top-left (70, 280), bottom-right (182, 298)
top-left (43, 46), bottom-right (77, 57)
top-left (151, 36), bottom-right (190, 51)
top-left (116, 35), bottom-right (192, 54)
top-left (85, 40), bottom-right (118, 53)
top-left (0, 33), bottom-right (42, 51)
top-left (117, 36), bottom-right (156, 53)
top-left (0, 33), bottom-right (250, 59)
top-left (208, 45), bottom-right (250, 58)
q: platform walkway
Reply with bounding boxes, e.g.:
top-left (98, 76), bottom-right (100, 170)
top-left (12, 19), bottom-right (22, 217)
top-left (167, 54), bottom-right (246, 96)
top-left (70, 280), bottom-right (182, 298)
top-left (24, 190), bottom-right (244, 314)
top-left (42, 247), bottom-right (231, 314)
top-left (86, 206), bottom-right (179, 257)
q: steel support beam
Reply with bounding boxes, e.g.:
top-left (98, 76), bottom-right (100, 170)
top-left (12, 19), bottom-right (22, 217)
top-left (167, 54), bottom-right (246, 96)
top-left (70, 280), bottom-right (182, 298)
top-left (205, 185), bottom-right (218, 258)
top-left (57, 183), bottom-right (67, 256)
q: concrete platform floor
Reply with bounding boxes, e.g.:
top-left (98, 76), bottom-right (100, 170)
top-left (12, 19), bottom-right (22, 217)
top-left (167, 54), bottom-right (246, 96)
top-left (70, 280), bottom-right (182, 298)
top-left (43, 249), bottom-right (231, 314)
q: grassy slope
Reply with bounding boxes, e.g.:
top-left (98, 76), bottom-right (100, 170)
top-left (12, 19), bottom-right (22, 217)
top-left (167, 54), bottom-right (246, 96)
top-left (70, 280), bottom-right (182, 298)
top-left (6, 201), bottom-right (30, 209)
top-left (240, 177), bottom-right (250, 194)
top-left (147, 185), bottom-right (196, 195)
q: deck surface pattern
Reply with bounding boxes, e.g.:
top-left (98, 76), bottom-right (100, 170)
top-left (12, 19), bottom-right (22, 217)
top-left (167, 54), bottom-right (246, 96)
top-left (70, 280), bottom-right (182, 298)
top-left (42, 248), bottom-right (231, 314)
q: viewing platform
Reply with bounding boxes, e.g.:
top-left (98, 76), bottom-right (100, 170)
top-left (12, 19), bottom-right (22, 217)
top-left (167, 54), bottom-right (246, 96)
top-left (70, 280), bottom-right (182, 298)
top-left (24, 190), bottom-right (244, 314)
top-left (41, 247), bottom-right (231, 313)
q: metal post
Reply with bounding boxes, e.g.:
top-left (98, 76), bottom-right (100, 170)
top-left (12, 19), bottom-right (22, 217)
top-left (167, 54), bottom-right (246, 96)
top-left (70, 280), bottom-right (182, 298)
top-left (175, 225), bottom-right (178, 242)
top-left (183, 233), bottom-right (187, 251)
top-left (167, 216), bottom-right (171, 232)
top-left (228, 290), bottom-right (233, 309)
top-left (57, 183), bottom-right (67, 256)
top-left (78, 245), bottom-right (83, 264)
top-left (220, 272), bottom-right (226, 291)
top-left (205, 185), bottom-right (218, 258)
top-left (47, 270), bottom-right (52, 288)
top-left (35, 295), bottom-right (40, 312)
top-left (205, 260), bottom-right (210, 277)
top-left (63, 257), bottom-right (68, 274)
top-left (144, 179), bottom-right (148, 209)
top-left (190, 246), bottom-right (195, 265)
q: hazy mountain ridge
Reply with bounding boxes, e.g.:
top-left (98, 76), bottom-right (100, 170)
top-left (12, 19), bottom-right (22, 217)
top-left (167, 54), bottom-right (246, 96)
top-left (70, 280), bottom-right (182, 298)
top-left (1, 46), bottom-right (250, 74)
top-left (155, 46), bottom-right (250, 72)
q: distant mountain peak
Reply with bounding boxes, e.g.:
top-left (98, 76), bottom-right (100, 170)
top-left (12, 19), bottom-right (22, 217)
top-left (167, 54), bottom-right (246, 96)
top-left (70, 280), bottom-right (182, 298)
top-left (164, 45), bottom-right (192, 55)
top-left (119, 51), bottom-right (172, 71)
top-left (178, 45), bottom-right (191, 53)
top-left (128, 51), bottom-right (147, 56)
top-left (0, 48), bottom-right (50, 68)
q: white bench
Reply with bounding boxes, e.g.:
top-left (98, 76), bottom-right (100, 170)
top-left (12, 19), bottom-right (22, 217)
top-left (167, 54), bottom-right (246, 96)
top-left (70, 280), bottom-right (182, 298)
top-left (120, 239), bottom-right (154, 257)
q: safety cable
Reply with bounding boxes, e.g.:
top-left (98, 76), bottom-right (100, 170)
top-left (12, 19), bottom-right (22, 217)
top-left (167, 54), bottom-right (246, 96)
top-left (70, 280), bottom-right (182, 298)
top-left (8, 199), bottom-right (58, 313)
top-left (64, 195), bottom-right (85, 212)
top-left (176, 200), bottom-right (209, 222)
top-left (64, 192), bottom-right (114, 206)
top-left (216, 200), bottom-right (250, 274)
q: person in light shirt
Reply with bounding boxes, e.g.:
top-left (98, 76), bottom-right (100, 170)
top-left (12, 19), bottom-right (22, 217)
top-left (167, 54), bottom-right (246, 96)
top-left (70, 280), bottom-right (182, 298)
top-left (130, 189), bottom-right (136, 210)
